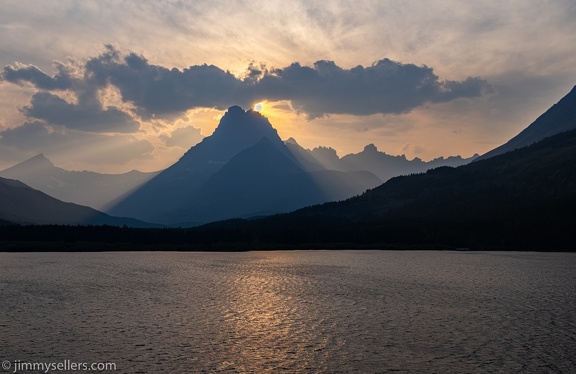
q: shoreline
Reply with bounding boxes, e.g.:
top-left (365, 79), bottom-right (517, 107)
top-left (1, 241), bottom-right (572, 253)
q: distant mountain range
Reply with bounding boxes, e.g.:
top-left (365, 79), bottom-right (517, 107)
top-left (1, 105), bottom-right (478, 226)
top-left (3, 128), bottom-right (573, 250)
top-left (0, 154), bottom-right (158, 210)
top-left (107, 106), bottom-right (385, 225)
top-left (201, 128), bottom-right (576, 250)
top-left (107, 106), bottom-right (478, 225)
top-left (191, 86), bottom-right (576, 249)
top-left (292, 129), bottom-right (576, 222)
top-left (287, 140), bottom-right (477, 182)
top-left (2, 85), bottom-right (574, 230)
top-left (477, 85), bottom-right (576, 160)
top-left (0, 176), bottom-right (155, 227)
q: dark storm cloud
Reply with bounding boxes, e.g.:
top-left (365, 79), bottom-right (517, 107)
top-left (4, 47), bottom-right (490, 120)
top-left (85, 52), bottom-right (488, 118)
top-left (2, 62), bottom-right (74, 90)
top-left (84, 47), bottom-right (245, 119)
top-left (21, 91), bottom-right (140, 133)
top-left (256, 59), bottom-right (490, 118)
top-left (2, 49), bottom-right (140, 133)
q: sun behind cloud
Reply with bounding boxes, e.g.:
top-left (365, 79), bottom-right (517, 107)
top-left (253, 102), bottom-right (264, 112)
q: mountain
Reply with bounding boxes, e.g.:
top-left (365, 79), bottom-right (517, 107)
top-left (203, 129), bottom-right (576, 250)
top-left (0, 176), bottom-right (155, 227)
top-left (339, 144), bottom-right (476, 181)
top-left (108, 106), bottom-right (381, 225)
top-left (106, 106), bottom-right (293, 223)
top-left (300, 130), bottom-right (576, 222)
top-left (286, 140), bottom-right (476, 182)
top-left (284, 138), bottom-right (338, 171)
top-left (478, 85), bottom-right (576, 160)
top-left (163, 137), bottom-right (382, 224)
top-left (167, 137), bottom-right (326, 224)
top-left (0, 154), bottom-right (159, 210)
top-left (3, 130), bottom-right (573, 250)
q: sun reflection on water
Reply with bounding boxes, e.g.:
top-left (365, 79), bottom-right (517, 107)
top-left (217, 255), bottom-right (331, 372)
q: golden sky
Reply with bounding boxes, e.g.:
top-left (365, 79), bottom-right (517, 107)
top-left (0, 0), bottom-right (575, 172)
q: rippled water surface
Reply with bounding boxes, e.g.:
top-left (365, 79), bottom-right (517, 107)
top-left (1, 251), bottom-right (575, 373)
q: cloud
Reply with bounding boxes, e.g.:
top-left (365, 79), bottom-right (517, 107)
top-left (0, 121), bottom-right (54, 151)
top-left (159, 125), bottom-right (204, 148)
top-left (256, 59), bottom-right (490, 118)
top-left (2, 50), bottom-right (140, 133)
top-left (4, 47), bottom-right (490, 121)
top-left (0, 121), bottom-right (153, 165)
top-left (21, 91), bottom-right (140, 133)
top-left (2, 62), bottom-right (74, 90)
top-left (84, 47), bottom-right (245, 119)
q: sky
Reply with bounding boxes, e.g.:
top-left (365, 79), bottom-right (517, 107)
top-left (0, 0), bottom-right (575, 173)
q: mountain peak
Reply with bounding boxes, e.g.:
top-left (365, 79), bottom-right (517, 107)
top-left (363, 144), bottom-right (378, 153)
top-left (28, 153), bottom-right (53, 165)
top-left (219, 105), bottom-right (267, 124)
top-left (212, 105), bottom-right (277, 137)
top-left (478, 84), bottom-right (576, 160)
top-left (182, 105), bottom-right (284, 164)
top-left (2, 153), bottom-right (55, 173)
top-left (226, 105), bottom-right (245, 115)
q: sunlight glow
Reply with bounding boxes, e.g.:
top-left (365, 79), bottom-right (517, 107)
top-left (254, 102), bottom-right (264, 112)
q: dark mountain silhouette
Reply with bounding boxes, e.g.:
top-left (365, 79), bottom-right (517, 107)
top-left (286, 139), bottom-right (476, 181)
top-left (4, 130), bottom-right (574, 251)
top-left (478, 85), bottom-right (576, 160)
top-left (284, 138), bottom-right (335, 171)
top-left (201, 129), bottom-right (576, 250)
top-left (0, 176), bottom-right (156, 227)
top-left (108, 106), bottom-right (381, 225)
top-left (339, 144), bottom-right (476, 181)
top-left (0, 154), bottom-right (159, 210)
top-left (163, 137), bottom-right (382, 225)
top-left (107, 106), bottom-right (289, 223)
top-left (298, 130), bottom-right (576, 221)
top-left (166, 137), bottom-right (326, 224)
top-left (3, 89), bottom-right (575, 250)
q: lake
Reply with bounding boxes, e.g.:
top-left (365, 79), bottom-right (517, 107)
top-left (1, 250), bottom-right (575, 373)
